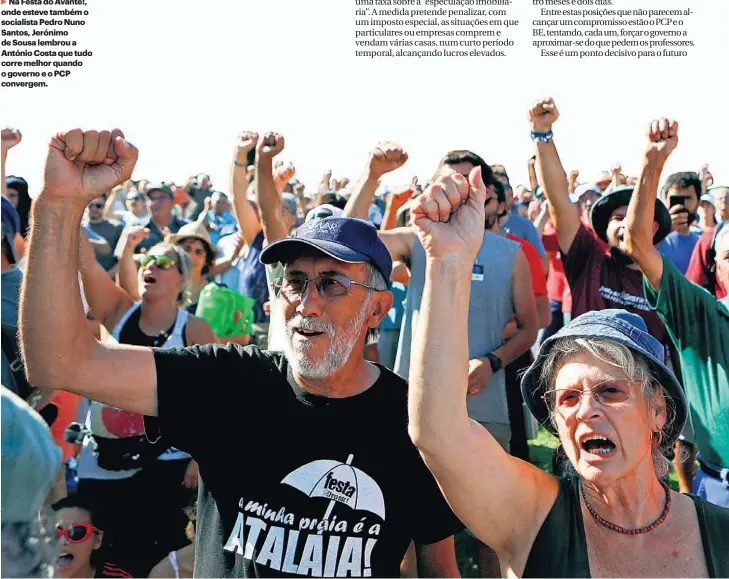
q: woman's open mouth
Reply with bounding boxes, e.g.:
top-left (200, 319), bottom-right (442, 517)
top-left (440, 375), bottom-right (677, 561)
top-left (580, 434), bottom-right (617, 457)
top-left (58, 553), bottom-right (75, 568)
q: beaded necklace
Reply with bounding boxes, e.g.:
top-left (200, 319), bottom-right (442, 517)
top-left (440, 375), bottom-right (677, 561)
top-left (580, 479), bottom-right (671, 535)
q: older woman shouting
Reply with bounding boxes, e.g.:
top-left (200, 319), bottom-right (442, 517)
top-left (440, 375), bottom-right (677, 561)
top-left (406, 163), bottom-right (729, 577)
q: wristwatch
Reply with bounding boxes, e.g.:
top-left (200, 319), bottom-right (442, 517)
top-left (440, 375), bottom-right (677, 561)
top-left (486, 353), bottom-right (503, 374)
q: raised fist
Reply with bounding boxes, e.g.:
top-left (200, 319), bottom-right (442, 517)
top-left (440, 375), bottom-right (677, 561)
top-left (1, 128), bottom-right (22, 153)
top-left (235, 131), bottom-right (259, 163)
top-left (318, 170), bottom-right (333, 195)
top-left (410, 167), bottom-right (487, 260)
top-left (388, 183), bottom-right (416, 208)
top-left (369, 142), bottom-right (408, 180)
top-left (256, 132), bottom-right (285, 162)
top-left (274, 162), bottom-right (296, 191)
top-left (41, 129), bottom-right (138, 207)
top-left (645, 118), bottom-right (679, 161)
top-left (126, 226), bottom-right (150, 250)
top-left (529, 98), bottom-right (559, 133)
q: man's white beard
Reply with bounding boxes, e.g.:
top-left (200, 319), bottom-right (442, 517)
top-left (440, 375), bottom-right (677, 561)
top-left (282, 298), bottom-right (370, 379)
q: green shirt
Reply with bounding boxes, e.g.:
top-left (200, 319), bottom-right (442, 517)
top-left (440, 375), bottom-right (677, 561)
top-left (643, 256), bottom-right (729, 468)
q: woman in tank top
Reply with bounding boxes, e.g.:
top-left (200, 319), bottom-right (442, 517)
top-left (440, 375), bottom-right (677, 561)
top-left (407, 173), bottom-right (729, 578)
top-left (119, 222), bottom-right (246, 335)
top-left (77, 232), bottom-right (215, 576)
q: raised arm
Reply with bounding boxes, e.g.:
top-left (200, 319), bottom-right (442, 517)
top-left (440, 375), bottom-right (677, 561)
top-left (530, 98), bottom-right (581, 254)
top-left (208, 234), bottom-right (246, 278)
top-left (343, 142), bottom-right (408, 220)
top-left (623, 118), bottom-right (678, 290)
top-left (527, 155), bottom-right (539, 192)
top-left (230, 132), bottom-right (262, 247)
top-left (407, 168), bottom-right (557, 566)
top-left (381, 181), bottom-right (416, 231)
top-left (255, 132), bottom-right (291, 244)
top-left (79, 227), bottom-right (133, 328)
top-left (116, 226), bottom-right (150, 302)
top-left (20, 129), bottom-right (158, 416)
top-left (2, 128), bottom-right (22, 199)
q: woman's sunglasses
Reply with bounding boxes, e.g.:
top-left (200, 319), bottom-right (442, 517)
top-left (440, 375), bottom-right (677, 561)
top-left (136, 255), bottom-right (178, 270)
top-left (56, 523), bottom-right (99, 543)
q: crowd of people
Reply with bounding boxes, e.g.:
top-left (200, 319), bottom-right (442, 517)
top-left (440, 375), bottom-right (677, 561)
top-left (1, 97), bottom-right (727, 578)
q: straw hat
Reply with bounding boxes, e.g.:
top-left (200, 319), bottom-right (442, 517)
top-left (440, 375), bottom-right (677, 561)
top-left (168, 221), bottom-right (219, 258)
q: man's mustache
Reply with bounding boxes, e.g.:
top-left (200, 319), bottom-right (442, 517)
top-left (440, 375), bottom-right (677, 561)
top-left (286, 315), bottom-right (336, 339)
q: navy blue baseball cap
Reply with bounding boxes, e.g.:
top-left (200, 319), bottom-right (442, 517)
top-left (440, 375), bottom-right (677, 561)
top-left (260, 217), bottom-right (393, 282)
top-left (1, 196), bottom-right (21, 264)
top-left (521, 309), bottom-right (687, 448)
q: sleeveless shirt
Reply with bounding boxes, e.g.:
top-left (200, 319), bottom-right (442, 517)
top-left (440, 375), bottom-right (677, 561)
top-left (395, 232), bottom-right (520, 423)
top-left (523, 476), bottom-right (729, 577)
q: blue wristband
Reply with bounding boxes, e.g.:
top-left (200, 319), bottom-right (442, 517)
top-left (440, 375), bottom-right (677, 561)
top-left (531, 130), bottom-right (553, 143)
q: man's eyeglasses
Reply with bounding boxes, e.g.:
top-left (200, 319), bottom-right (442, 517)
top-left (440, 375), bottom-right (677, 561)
top-left (272, 274), bottom-right (381, 300)
top-left (136, 254), bottom-right (178, 271)
top-left (56, 523), bottom-right (98, 543)
top-left (542, 380), bottom-right (634, 415)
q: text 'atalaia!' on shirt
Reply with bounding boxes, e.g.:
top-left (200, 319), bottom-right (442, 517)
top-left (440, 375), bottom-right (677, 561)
top-left (145, 345), bottom-right (464, 578)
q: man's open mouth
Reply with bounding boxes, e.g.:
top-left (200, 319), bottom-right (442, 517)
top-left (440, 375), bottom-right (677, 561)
top-left (143, 273), bottom-right (157, 284)
top-left (580, 434), bottom-right (617, 456)
top-left (294, 328), bottom-right (324, 338)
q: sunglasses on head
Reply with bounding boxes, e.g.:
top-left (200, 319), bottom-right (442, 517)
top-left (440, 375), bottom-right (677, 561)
top-left (136, 254), bottom-right (178, 270)
top-left (56, 523), bottom-right (98, 543)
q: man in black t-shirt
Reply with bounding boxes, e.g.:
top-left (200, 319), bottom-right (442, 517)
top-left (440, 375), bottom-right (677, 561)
top-left (21, 128), bottom-right (463, 578)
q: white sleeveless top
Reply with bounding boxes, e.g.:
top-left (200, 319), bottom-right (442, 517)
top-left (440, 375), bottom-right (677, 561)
top-left (78, 303), bottom-right (191, 480)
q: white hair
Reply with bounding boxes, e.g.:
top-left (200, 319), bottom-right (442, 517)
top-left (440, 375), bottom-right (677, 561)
top-left (279, 261), bottom-right (387, 378)
top-left (539, 337), bottom-right (677, 478)
top-left (282, 294), bottom-right (371, 379)
top-left (715, 224), bottom-right (729, 255)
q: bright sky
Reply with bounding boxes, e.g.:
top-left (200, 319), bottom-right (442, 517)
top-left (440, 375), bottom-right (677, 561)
top-left (2, 0), bottom-right (728, 197)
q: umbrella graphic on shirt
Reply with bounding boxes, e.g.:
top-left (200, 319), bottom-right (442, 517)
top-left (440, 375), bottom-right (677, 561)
top-left (281, 454), bottom-right (386, 521)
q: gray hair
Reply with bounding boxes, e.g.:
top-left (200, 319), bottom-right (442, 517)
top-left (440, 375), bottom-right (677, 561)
top-left (364, 263), bottom-right (388, 345)
top-left (539, 337), bottom-right (676, 479)
top-left (148, 243), bottom-right (194, 309)
top-left (715, 223), bottom-right (729, 255)
top-left (1, 508), bottom-right (57, 578)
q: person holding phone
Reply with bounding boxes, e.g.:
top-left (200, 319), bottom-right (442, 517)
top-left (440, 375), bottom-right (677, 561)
top-left (657, 172), bottom-right (702, 274)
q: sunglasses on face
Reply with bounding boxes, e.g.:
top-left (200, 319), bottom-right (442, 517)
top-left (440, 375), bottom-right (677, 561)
top-left (89, 202), bottom-right (105, 209)
top-left (148, 195), bottom-right (170, 203)
top-left (56, 523), bottom-right (98, 543)
top-left (136, 255), bottom-right (178, 271)
top-left (272, 274), bottom-right (380, 301)
top-left (543, 380), bottom-right (634, 415)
